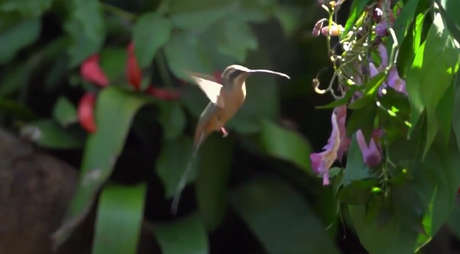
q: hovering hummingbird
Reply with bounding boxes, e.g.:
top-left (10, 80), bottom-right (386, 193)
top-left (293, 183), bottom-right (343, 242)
top-left (170, 64), bottom-right (290, 214)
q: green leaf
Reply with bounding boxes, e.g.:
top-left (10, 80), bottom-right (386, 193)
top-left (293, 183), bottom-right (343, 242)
top-left (0, 18), bottom-right (41, 64)
top-left (316, 86), bottom-right (357, 109)
top-left (252, 119), bottom-right (313, 175)
top-left (216, 19), bottom-right (257, 62)
top-left (229, 176), bottom-right (342, 254)
top-left (52, 96), bottom-right (78, 127)
top-left (51, 87), bottom-right (152, 247)
top-left (396, 0), bottom-right (428, 78)
top-left (341, 0), bottom-right (372, 39)
top-left (435, 81), bottom-right (454, 142)
top-left (64, 0), bottom-right (106, 67)
top-left (169, 1), bottom-right (239, 32)
top-left (446, 202), bottom-right (460, 240)
top-left (348, 72), bottom-right (386, 110)
top-left (155, 135), bottom-right (199, 198)
top-left (92, 182), bottom-right (147, 254)
top-left (152, 212), bottom-right (209, 254)
top-left (405, 13), bottom-right (460, 156)
top-left (0, 0), bottom-right (53, 18)
top-left (20, 119), bottom-right (85, 149)
top-left (133, 12), bottom-right (172, 68)
top-left (436, 0), bottom-right (460, 43)
top-left (350, 122), bottom-right (460, 254)
top-left (196, 135), bottom-right (234, 231)
top-left (453, 74), bottom-right (460, 150)
top-left (0, 98), bottom-right (38, 121)
top-left (99, 47), bottom-right (127, 81)
top-left (346, 103), bottom-right (377, 143)
top-left (158, 101), bottom-right (187, 139)
top-left (164, 31), bottom-right (214, 81)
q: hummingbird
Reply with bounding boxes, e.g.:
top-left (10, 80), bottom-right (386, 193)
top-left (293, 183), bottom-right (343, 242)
top-left (170, 64), bottom-right (290, 214)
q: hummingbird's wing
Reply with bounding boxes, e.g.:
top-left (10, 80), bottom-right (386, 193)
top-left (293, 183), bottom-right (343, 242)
top-left (190, 76), bottom-right (225, 108)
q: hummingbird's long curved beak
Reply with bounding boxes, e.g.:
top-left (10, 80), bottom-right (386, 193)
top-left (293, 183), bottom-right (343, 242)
top-left (248, 69), bottom-right (290, 79)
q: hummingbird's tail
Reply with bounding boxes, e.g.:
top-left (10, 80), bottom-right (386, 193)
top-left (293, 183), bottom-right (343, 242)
top-left (170, 132), bottom-right (205, 215)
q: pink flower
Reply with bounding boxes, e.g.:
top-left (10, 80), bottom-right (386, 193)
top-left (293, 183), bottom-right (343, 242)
top-left (356, 129), bottom-right (382, 167)
top-left (387, 68), bottom-right (408, 95)
top-left (310, 105), bottom-right (349, 185)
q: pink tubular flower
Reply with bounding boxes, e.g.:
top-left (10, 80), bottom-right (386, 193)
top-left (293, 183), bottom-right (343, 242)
top-left (80, 55), bottom-right (109, 87)
top-left (356, 129), bottom-right (382, 167)
top-left (310, 105), bottom-right (349, 185)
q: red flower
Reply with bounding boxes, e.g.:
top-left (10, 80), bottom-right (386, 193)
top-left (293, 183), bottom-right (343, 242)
top-left (126, 42), bottom-right (142, 90)
top-left (80, 55), bottom-right (109, 87)
top-left (78, 92), bottom-right (97, 133)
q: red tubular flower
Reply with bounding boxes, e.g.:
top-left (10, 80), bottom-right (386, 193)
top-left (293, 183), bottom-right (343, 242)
top-left (78, 92), bottom-right (97, 133)
top-left (80, 54), bottom-right (109, 87)
top-left (126, 42), bottom-right (142, 90)
top-left (145, 87), bottom-right (181, 100)
top-left (213, 71), bottom-right (222, 84)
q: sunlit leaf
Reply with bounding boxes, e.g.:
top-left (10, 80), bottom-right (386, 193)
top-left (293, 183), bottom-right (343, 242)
top-left (64, 0), bottom-right (106, 67)
top-left (53, 96), bottom-right (78, 127)
top-left (348, 72), bottom-right (386, 110)
top-left (152, 212), bottom-right (209, 254)
top-left (133, 12), bottom-right (172, 68)
top-left (229, 176), bottom-right (342, 254)
top-left (405, 13), bottom-right (460, 156)
top-left (20, 119), bottom-right (85, 149)
top-left (196, 134), bottom-right (234, 230)
top-left (92, 182), bottom-right (147, 254)
top-left (52, 87), bottom-right (152, 247)
top-left (341, 0), bottom-right (372, 39)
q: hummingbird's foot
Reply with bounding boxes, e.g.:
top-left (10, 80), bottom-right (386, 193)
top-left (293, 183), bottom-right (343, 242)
top-left (220, 127), bottom-right (228, 137)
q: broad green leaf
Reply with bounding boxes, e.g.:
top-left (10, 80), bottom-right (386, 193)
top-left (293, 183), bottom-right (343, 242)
top-left (446, 202), bottom-right (460, 240)
top-left (337, 135), bottom-right (374, 205)
top-left (20, 119), bottom-right (85, 149)
top-left (169, 1), bottom-right (239, 32)
top-left (92, 182), bottom-right (147, 254)
top-left (316, 86), bottom-right (357, 109)
top-left (435, 81), bottom-right (454, 142)
top-left (0, 0), bottom-right (53, 18)
top-left (164, 31), bottom-right (214, 81)
top-left (216, 19), bottom-right (257, 63)
top-left (0, 18), bottom-right (41, 64)
top-left (196, 135), bottom-right (234, 230)
top-left (133, 12), bottom-right (172, 68)
top-left (341, 0), bottom-right (372, 39)
top-left (168, 0), bottom-right (235, 14)
top-left (346, 103), bottom-right (377, 143)
top-left (453, 74), bottom-right (460, 150)
top-left (406, 13), bottom-right (460, 156)
top-left (229, 176), bottom-right (341, 254)
top-left (0, 98), bottom-right (38, 121)
top-left (348, 72), bottom-right (386, 110)
top-left (99, 47), bottom-right (127, 81)
top-left (396, 11), bottom-right (427, 78)
top-left (52, 96), bottom-right (78, 127)
top-left (158, 101), bottom-right (187, 139)
top-left (64, 0), bottom-right (106, 67)
top-left (45, 53), bottom-right (70, 92)
top-left (436, 0), bottom-right (460, 43)
top-left (155, 135), bottom-right (199, 198)
top-left (152, 212), bottom-right (209, 254)
top-left (252, 119), bottom-right (312, 175)
top-left (51, 87), bottom-right (152, 247)
top-left (351, 122), bottom-right (460, 254)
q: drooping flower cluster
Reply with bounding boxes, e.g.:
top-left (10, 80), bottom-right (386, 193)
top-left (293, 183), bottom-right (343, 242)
top-left (78, 42), bottom-right (181, 133)
top-left (309, 0), bottom-right (408, 185)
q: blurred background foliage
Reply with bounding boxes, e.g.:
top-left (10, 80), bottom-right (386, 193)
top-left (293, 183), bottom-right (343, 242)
top-left (1, 0), bottom-right (460, 254)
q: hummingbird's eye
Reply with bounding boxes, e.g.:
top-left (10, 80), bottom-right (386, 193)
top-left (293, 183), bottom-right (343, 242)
top-left (228, 70), bottom-right (242, 81)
